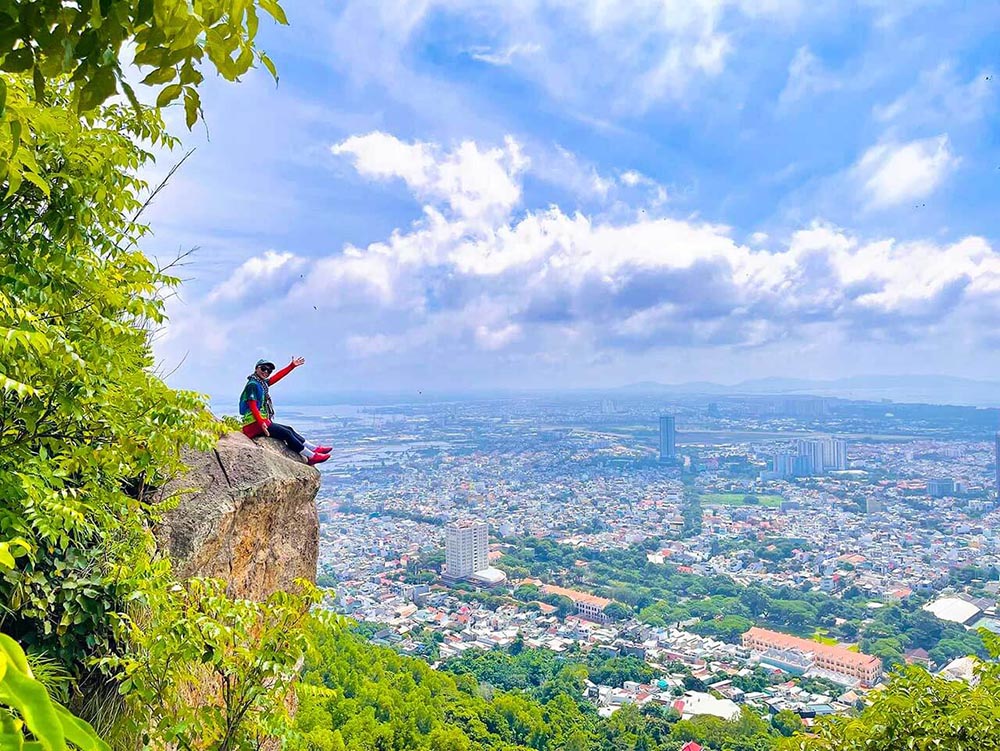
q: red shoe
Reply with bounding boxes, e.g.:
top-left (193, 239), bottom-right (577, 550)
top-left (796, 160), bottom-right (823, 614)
top-left (314, 445), bottom-right (333, 453)
top-left (307, 453), bottom-right (329, 466)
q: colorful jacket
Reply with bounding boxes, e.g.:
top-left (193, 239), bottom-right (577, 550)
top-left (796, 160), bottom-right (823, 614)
top-left (237, 363), bottom-right (295, 426)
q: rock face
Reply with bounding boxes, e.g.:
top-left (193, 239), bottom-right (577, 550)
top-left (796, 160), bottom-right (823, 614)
top-left (153, 431), bottom-right (320, 598)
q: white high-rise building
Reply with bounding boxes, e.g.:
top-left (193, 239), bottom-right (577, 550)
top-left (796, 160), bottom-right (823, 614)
top-left (822, 437), bottom-right (848, 471)
top-left (445, 520), bottom-right (489, 579)
top-left (796, 439), bottom-right (825, 475)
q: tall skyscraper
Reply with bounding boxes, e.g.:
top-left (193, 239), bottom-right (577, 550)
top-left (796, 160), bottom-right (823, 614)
top-left (659, 415), bottom-right (676, 461)
top-left (445, 520), bottom-right (489, 579)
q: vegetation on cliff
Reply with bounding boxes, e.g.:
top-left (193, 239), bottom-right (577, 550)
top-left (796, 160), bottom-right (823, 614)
top-left (0, 2), bottom-right (321, 749)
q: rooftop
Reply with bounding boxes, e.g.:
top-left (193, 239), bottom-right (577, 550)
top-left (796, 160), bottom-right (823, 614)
top-left (744, 627), bottom-right (880, 671)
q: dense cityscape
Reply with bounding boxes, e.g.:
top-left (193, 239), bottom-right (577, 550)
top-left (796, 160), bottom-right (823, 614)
top-left (284, 391), bottom-right (1000, 728)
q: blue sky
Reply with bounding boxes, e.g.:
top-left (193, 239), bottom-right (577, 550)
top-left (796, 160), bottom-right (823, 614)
top-left (145, 0), bottom-right (1000, 399)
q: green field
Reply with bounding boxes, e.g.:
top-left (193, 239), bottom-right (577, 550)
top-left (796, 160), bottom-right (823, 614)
top-left (700, 493), bottom-right (784, 507)
top-left (812, 629), bottom-right (838, 645)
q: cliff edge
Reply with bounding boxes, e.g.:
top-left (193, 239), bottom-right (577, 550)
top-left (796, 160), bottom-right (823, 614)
top-left (153, 431), bottom-right (320, 598)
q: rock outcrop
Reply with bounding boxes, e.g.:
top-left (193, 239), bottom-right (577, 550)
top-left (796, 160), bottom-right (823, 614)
top-left (153, 431), bottom-right (320, 598)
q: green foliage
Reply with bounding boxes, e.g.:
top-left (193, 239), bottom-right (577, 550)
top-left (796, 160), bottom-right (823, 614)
top-left (673, 708), bottom-right (776, 751)
top-left (0, 0), bottom-right (286, 129)
top-left (785, 629), bottom-right (1000, 750)
top-left (0, 6), bottom-right (307, 751)
top-left (101, 578), bottom-right (323, 750)
top-left (294, 625), bottom-right (752, 751)
top-left (499, 537), bottom-right (985, 660)
top-left (688, 615), bottom-right (753, 643)
top-left (771, 709), bottom-right (803, 738)
top-left (0, 632), bottom-right (109, 750)
top-left (0, 73), bottom-right (222, 668)
top-left (587, 656), bottom-right (653, 688)
top-left (602, 602), bottom-right (633, 622)
top-left (443, 647), bottom-right (565, 694)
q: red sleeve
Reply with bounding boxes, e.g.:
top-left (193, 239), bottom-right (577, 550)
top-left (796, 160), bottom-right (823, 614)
top-left (268, 363), bottom-right (295, 385)
top-left (247, 399), bottom-right (268, 427)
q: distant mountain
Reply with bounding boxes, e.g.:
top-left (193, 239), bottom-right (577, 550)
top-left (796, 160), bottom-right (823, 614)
top-left (617, 374), bottom-right (1000, 407)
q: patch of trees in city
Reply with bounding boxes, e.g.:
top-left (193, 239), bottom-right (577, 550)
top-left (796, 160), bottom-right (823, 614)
top-left (443, 647), bottom-right (655, 697)
top-left (497, 537), bottom-right (985, 667)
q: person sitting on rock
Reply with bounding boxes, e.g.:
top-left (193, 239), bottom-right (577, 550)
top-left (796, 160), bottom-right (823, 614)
top-left (238, 356), bottom-right (331, 465)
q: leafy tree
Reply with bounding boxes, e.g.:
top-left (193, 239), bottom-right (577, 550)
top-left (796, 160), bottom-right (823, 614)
top-left (102, 578), bottom-right (323, 750)
top-left (1, 2), bottom-right (306, 750)
top-left (603, 602), bottom-right (633, 621)
top-left (587, 656), bottom-right (653, 688)
top-left (784, 630), bottom-right (1000, 750)
top-left (772, 709), bottom-right (803, 737)
top-left (0, 0), bottom-right (287, 153)
top-left (0, 72), bottom-right (218, 668)
top-left (513, 584), bottom-right (540, 601)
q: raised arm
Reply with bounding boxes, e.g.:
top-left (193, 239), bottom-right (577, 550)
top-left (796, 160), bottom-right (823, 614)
top-left (268, 356), bottom-right (305, 385)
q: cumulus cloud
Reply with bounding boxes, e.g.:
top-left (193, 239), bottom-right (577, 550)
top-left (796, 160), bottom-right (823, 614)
top-left (184, 133), bottom-right (999, 377)
top-left (332, 132), bottom-right (528, 223)
top-left (206, 250), bottom-right (307, 308)
top-left (304, 133), bottom-right (1000, 356)
top-left (854, 135), bottom-right (959, 210)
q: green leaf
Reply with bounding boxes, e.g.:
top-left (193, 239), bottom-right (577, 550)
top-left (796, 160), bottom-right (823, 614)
top-left (0, 75), bottom-right (6, 118)
top-left (259, 52), bottom-right (277, 83)
top-left (120, 79), bottom-right (142, 116)
top-left (258, 0), bottom-right (289, 25)
top-left (183, 88), bottom-right (199, 130)
top-left (0, 635), bottom-right (30, 676)
top-left (53, 703), bottom-right (110, 751)
top-left (9, 119), bottom-right (20, 157)
top-left (0, 653), bottom-right (66, 751)
top-left (89, 0), bottom-right (103, 30)
top-left (1, 47), bottom-right (33, 73)
top-left (5, 168), bottom-right (22, 197)
top-left (77, 66), bottom-right (117, 111)
top-left (21, 169), bottom-right (49, 197)
top-left (140, 66), bottom-right (176, 86)
top-left (32, 64), bottom-right (43, 101)
top-left (155, 83), bottom-right (183, 107)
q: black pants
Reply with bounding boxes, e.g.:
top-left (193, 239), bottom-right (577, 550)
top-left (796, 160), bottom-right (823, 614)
top-left (268, 422), bottom-right (305, 453)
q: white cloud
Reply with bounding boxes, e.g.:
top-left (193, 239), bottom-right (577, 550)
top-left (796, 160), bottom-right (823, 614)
top-left (475, 323), bottom-right (522, 350)
top-left (332, 132), bottom-right (528, 223)
top-left (298, 133), bottom-right (997, 356)
top-left (206, 250), bottom-right (307, 306)
top-left (317, 0), bottom-right (799, 115)
top-left (166, 132), bottom-right (1000, 389)
top-left (617, 169), bottom-right (668, 206)
top-left (469, 43), bottom-right (541, 66)
top-left (874, 62), bottom-right (996, 129)
top-left (778, 46), bottom-right (842, 107)
top-left (854, 135), bottom-right (959, 210)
